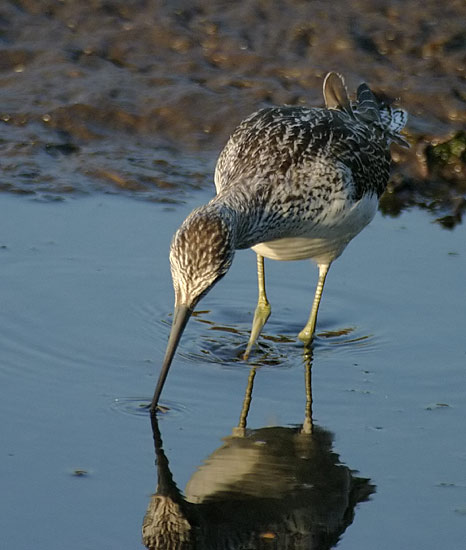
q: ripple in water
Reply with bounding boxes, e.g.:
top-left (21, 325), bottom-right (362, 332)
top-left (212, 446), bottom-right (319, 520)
top-left (314, 325), bottom-right (382, 355)
top-left (111, 397), bottom-right (187, 418)
top-left (180, 320), bottom-right (299, 369)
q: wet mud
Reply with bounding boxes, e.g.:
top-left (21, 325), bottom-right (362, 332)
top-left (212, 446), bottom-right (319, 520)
top-left (0, 0), bottom-right (465, 224)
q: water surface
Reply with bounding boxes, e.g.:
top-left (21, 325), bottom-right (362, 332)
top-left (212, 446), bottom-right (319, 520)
top-left (1, 192), bottom-right (465, 549)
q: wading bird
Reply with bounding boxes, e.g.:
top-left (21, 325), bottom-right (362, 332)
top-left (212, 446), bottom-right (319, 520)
top-left (150, 72), bottom-right (408, 414)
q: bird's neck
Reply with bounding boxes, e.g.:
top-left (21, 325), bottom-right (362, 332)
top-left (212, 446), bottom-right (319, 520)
top-left (206, 184), bottom-right (275, 250)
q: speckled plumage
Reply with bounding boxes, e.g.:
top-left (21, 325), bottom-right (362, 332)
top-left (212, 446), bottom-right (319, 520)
top-left (170, 73), bottom-right (407, 299)
top-left (151, 72), bottom-right (408, 412)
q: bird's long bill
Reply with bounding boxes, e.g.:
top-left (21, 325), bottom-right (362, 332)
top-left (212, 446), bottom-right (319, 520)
top-left (150, 305), bottom-right (192, 414)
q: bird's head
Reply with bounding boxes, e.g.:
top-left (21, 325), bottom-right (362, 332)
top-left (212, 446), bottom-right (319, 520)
top-left (150, 207), bottom-right (235, 414)
top-left (170, 208), bottom-right (235, 310)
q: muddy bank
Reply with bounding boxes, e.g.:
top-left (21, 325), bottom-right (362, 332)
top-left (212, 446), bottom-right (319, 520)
top-left (0, 0), bottom-right (465, 224)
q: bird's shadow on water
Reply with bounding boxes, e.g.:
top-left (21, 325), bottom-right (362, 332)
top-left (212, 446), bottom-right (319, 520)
top-left (142, 353), bottom-right (376, 550)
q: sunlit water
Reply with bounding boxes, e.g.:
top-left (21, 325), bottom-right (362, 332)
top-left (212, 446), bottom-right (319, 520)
top-left (1, 193), bottom-right (465, 549)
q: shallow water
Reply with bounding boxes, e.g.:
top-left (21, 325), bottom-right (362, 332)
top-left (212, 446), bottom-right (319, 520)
top-left (1, 192), bottom-right (465, 549)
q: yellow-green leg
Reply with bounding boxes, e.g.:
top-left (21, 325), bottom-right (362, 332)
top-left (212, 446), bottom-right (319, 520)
top-left (243, 254), bottom-right (271, 360)
top-left (232, 365), bottom-right (257, 437)
top-left (298, 262), bottom-right (330, 345)
top-left (302, 349), bottom-right (314, 435)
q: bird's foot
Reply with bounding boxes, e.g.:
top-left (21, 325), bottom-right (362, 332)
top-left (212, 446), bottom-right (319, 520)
top-left (148, 403), bottom-right (170, 416)
top-left (297, 325), bottom-right (316, 347)
top-left (243, 300), bottom-right (271, 360)
top-left (231, 426), bottom-right (246, 438)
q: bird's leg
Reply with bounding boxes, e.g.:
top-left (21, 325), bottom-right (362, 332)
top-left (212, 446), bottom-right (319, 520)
top-left (302, 348), bottom-right (314, 435)
top-left (232, 365), bottom-right (257, 437)
top-left (298, 263), bottom-right (330, 345)
top-left (243, 254), bottom-right (271, 360)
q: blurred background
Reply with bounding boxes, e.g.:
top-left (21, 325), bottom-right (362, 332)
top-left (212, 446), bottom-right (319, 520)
top-left (0, 0), bottom-right (465, 224)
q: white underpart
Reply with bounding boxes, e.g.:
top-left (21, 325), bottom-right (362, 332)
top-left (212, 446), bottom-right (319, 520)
top-left (252, 193), bottom-right (378, 264)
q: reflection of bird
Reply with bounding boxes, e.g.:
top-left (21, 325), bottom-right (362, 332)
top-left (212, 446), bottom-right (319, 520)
top-left (151, 72), bottom-right (408, 412)
top-left (143, 354), bottom-right (375, 550)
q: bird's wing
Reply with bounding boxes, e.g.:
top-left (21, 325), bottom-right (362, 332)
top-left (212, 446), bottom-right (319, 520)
top-left (215, 106), bottom-right (389, 200)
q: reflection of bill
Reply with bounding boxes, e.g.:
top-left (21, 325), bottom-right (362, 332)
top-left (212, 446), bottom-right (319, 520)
top-left (143, 359), bottom-right (375, 550)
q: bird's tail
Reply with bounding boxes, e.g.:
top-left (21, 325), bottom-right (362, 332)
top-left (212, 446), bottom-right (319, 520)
top-left (356, 82), bottom-right (409, 147)
top-left (323, 72), bottom-right (353, 116)
top-left (323, 73), bottom-right (409, 148)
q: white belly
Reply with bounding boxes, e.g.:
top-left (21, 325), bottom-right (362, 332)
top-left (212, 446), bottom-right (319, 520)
top-left (252, 194), bottom-right (378, 264)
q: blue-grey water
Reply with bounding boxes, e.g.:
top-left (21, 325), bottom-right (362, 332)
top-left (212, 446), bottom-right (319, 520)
top-left (1, 191), bottom-right (465, 549)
